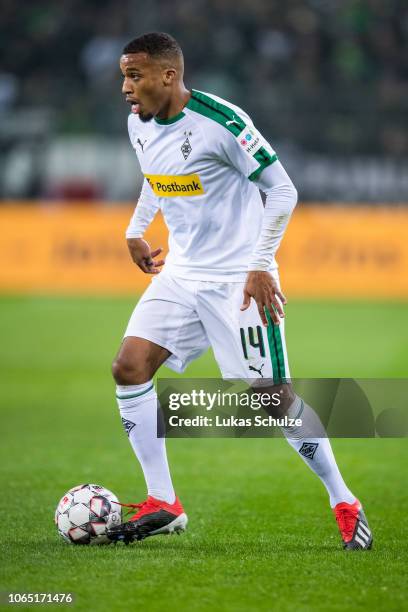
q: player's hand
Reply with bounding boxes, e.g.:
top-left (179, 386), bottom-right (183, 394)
top-left (240, 271), bottom-right (287, 326)
top-left (127, 238), bottom-right (165, 274)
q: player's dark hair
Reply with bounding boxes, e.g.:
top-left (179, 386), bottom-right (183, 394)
top-left (123, 32), bottom-right (183, 62)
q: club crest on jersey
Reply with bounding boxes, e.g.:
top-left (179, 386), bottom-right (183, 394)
top-left (299, 442), bottom-right (319, 460)
top-left (181, 135), bottom-right (192, 160)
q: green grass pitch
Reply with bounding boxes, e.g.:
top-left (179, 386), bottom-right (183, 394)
top-left (0, 296), bottom-right (407, 611)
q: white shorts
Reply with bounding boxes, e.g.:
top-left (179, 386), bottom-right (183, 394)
top-left (124, 271), bottom-right (290, 382)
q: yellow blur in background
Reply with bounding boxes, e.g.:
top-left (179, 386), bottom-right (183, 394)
top-left (0, 203), bottom-right (407, 298)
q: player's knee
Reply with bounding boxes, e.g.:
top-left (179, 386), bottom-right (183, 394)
top-left (111, 356), bottom-right (150, 385)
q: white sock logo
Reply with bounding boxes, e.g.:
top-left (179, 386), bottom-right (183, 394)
top-left (121, 417), bottom-right (136, 436)
top-left (299, 442), bottom-right (319, 460)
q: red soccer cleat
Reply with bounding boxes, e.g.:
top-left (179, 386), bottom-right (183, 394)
top-left (334, 499), bottom-right (373, 550)
top-left (107, 495), bottom-right (187, 543)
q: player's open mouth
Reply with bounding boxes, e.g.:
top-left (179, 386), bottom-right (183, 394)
top-left (126, 98), bottom-right (141, 114)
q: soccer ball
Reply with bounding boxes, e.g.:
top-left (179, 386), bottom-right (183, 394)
top-left (55, 484), bottom-right (122, 545)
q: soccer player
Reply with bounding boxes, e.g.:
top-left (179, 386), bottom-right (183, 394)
top-left (107, 32), bottom-right (372, 550)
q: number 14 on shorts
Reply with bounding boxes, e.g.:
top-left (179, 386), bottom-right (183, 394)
top-left (239, 322), bottom-right (289, 382)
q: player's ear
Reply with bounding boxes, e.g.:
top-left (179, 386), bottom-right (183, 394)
top-left (163, 68), bottom-right (177, 86)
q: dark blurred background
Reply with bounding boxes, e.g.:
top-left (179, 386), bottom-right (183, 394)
top-left (0, 0), bottom-right (407, 201)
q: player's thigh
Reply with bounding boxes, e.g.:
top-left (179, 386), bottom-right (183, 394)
top-left (239, 293), bottom-right (290, 383)
top-left (198, 277), bottom-right (290, 383)
top-left (121, 274), bottom-right (209, 376)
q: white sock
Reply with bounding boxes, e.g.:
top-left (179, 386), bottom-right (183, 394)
top-left (281, 396), bottom-right (356, 508)
top-left (116, 381), bottom-right (175, 504)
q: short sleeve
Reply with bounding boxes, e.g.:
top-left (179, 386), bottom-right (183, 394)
top-left (186, 91), bottom-right (278, 182)
top-left (220, 120), bottom-right (279, 182)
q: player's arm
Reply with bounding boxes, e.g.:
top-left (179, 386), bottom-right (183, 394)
top-left (242, 161), bottom-right (298, 326)
top-left (217, 115), bottom-right (297, 325)
top-left (126, 179), bottom-right (164, 274)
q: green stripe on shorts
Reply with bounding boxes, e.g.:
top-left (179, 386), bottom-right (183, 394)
top-left (265, 308), bottom-right (287, 383)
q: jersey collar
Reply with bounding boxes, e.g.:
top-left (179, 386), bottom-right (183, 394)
top-left (154, 110), bottom-right (185, 125)
top-left (154, 90), bottom-right (198, 125)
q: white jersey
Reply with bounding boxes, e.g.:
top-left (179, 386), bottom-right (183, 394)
top-left (127, 89), bottom-right (279, 281)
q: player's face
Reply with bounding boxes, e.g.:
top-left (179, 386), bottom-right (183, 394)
top-left (120, 53), bottom-right (171, 123)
